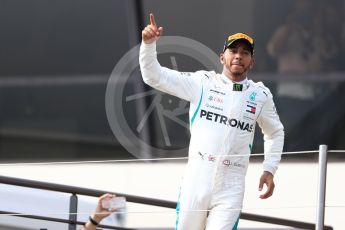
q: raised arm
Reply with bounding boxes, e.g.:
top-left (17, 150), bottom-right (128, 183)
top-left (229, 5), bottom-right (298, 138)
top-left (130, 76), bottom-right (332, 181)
top-left (140, 13), bottom-right (203, 103)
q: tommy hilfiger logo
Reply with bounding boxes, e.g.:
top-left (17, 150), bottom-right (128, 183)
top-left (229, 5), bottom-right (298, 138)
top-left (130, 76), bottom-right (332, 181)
top-left (246, 104), bottom-right (256, 114)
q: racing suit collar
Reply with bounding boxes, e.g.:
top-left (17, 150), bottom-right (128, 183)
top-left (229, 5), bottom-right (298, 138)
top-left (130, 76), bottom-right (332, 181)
top-left (220, 74), bottom-right (249, 91)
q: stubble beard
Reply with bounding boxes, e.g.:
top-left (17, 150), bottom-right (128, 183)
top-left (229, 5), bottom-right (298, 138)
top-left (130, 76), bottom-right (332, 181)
top-left (229, 66), bottom-right (248, 81)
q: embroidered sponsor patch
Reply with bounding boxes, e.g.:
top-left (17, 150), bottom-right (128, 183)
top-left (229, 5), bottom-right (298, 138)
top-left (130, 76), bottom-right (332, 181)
top-left (233, 83), bottom-right (243, 91)
top-left (249, 92), bottom-right (257, 101)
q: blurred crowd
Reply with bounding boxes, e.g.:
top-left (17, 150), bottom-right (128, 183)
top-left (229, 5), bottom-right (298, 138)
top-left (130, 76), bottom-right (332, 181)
top-left (266, 0), bottom-right (344, 74)
top-left (253, 0), bottom-right (345, 150)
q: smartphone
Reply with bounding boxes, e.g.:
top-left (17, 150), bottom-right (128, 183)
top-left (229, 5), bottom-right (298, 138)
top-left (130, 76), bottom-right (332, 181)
top-left (101, 196), bottom-right (126, 210)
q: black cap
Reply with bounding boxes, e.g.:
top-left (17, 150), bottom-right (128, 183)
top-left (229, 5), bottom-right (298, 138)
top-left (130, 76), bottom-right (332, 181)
top-left (223, 32), bottom-right (254, 55)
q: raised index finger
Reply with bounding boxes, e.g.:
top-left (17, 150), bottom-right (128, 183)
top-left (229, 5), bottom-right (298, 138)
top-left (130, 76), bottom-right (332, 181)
top-left (150, 13), bottom-right (157, 26)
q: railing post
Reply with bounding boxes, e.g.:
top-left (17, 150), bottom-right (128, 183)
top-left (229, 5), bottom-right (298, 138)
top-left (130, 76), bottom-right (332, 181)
top-left (68, 194), bottom-right (78, 230)
top-left (316, 145), bottom-right (328, 230)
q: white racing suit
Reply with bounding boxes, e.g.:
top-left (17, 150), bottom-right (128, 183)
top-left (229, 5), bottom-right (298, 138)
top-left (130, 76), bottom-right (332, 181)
top-left (139, 42), bottom-right (284, 230)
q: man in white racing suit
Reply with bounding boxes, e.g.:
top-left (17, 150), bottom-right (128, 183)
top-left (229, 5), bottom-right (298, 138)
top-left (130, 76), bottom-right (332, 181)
top-left (140, 14), bottom-right (284, 230)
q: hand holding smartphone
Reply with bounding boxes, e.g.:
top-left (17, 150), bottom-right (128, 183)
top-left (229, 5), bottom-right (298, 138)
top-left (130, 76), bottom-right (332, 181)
top-left (101, 196), bottom-right (126, 210)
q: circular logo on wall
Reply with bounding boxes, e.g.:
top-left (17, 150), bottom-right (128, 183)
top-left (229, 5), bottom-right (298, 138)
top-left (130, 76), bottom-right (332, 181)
top-left (105, 36), bottom-right (221, 159)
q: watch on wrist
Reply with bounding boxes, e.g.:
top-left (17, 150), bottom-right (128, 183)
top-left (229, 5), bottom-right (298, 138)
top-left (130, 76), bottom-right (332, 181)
top-left (89, 216), bottom-right (99, 226)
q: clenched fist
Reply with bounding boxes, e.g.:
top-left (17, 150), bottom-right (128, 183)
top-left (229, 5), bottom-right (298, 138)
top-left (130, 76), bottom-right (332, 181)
top-left (142, 13), bottom-right (164, 44)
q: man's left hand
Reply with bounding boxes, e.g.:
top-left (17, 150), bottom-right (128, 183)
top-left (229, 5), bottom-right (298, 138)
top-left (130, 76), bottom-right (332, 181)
top-left (258, 171), bottom-right (275, 199)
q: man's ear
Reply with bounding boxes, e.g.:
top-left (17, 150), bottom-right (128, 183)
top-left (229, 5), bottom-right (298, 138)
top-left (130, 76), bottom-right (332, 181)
top-left (219, 53), bottom-right (225, 65)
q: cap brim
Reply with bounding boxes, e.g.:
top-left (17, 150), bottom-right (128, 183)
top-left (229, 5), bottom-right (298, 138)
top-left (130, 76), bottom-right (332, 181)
top-left (224, 38), bottom-right (254, 54)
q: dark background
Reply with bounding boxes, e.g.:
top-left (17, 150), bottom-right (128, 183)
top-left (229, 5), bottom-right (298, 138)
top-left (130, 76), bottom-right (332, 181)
top-left (0, 0), bottom-right (344, 162)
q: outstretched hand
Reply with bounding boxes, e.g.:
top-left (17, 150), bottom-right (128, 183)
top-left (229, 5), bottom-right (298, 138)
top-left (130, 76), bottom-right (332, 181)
top-left (142, 13), bottom-right (164, 44)
top-left (258, 171), bottom-right (275, 199)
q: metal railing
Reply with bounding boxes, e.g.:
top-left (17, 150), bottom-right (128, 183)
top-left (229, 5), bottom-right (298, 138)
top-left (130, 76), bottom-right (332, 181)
top-left (0, 173), bottom-right (333, 230)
